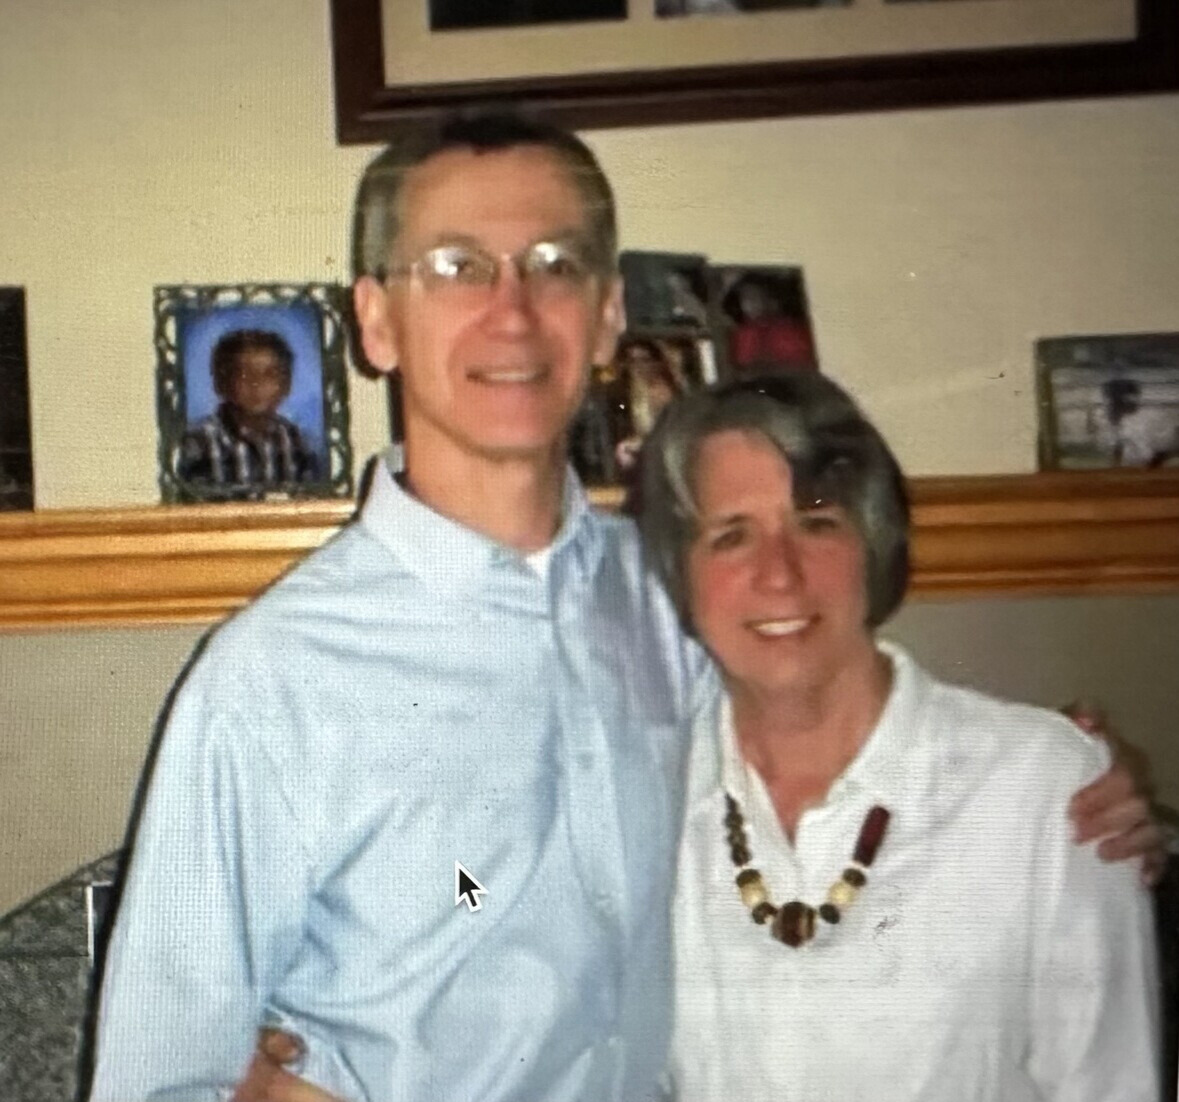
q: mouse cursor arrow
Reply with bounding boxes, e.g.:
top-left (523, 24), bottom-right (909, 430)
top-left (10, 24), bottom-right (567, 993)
top-left (455, 861), bottom-right (487, 913)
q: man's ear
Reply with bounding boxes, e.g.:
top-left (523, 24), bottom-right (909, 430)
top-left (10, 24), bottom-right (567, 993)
top-left (353, 276), bottom-right (399, 374)
top-left (591, 276), bottom-right (626, 368)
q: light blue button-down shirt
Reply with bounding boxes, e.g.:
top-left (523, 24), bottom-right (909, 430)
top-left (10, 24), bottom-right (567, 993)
top-left (90, 458), bottom-right (711, 1102)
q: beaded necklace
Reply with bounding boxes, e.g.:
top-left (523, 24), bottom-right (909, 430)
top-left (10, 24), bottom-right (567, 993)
top-left (724, 794), bottom-right (890, 947)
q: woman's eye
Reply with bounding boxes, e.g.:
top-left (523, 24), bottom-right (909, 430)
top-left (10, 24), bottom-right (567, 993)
top-left (798, 510), bottom-right (844, 533)
top-left (708, 528), bottom-right (745, 551)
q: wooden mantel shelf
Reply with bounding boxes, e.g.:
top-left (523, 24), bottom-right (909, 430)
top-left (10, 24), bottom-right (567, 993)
top-left (1, 470), bottom-right (1177, 631)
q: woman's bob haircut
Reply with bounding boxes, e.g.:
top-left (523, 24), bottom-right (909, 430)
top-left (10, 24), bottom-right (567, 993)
top-left (637, 373), bottom-right (910, 633)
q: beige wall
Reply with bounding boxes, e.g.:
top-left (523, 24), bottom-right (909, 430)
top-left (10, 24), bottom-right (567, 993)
top-left (1, 2), bottom-right (1177, 912)
top-left (3, 1), bottom-right (1179, 505)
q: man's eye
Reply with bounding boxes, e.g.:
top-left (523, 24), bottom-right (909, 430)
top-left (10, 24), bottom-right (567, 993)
top-left (429, 249), bottom-right (490, 283)
top-left (528, 244), bottom-right (590, 283)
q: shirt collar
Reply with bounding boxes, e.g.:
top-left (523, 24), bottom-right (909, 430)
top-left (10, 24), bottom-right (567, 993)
top-left (357, 451), bottom-right (601, 600)
top-left (714, 641), bottom-right (927, 813)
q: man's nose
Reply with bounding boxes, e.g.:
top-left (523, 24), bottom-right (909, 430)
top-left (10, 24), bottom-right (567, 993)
top-left (482, 261), bottom-right (537, 331)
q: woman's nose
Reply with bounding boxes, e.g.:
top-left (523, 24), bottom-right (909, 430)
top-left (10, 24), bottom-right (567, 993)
top-left (755, 531), bottom-right (803, 592)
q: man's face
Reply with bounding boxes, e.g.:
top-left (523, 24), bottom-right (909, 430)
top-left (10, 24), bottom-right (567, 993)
top-left (225, 347), bottom-right (289, 417)
top-left (356, 145), bottom-right (622, 468)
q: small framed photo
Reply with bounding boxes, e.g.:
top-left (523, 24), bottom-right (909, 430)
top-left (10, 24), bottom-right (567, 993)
top-left (0, 287), bottom-right (34, 511)
top-left (571, 331), bottom-right (717, 487)
top-left (155, 283), bottom-right (354, 504)
top-left (1036, 333), bottom-right (1179, 470)
top-left (709, 264), bottom-right (819, 377)
top-left (620, 251), bottom-right (712, 333)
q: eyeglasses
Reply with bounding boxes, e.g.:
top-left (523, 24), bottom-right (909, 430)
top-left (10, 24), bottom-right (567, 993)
top-left (382, 239), bottom-right (603, 301)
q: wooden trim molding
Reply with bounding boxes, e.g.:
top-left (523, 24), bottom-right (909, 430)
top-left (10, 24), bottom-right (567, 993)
top-left (1, 471), bottom-right (1177, 631)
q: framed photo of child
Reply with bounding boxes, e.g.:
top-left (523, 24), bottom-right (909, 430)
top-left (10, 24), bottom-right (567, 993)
top-left (154, 283), bottom-right (354, 504)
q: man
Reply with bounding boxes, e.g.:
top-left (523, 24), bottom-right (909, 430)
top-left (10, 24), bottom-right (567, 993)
top-left (90, 113), bottom-right (708, 1102)
top-left (89, 114), bottom-right (1156, 1102)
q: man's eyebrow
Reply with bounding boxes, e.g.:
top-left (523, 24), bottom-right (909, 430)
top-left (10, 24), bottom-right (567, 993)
top-left (415, 232), bottom-right (484, 251)
top-left (415, 228), bottom-right (593, 251)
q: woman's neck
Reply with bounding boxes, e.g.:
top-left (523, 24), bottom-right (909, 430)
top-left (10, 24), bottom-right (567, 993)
top-left (729, 648), bottom-right (893, 839)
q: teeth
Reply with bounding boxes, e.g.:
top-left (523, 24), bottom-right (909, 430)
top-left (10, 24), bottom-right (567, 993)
top-left (750, 618), bottom-right (809, 637)
top-left (474, 368), bottom-right (542, 383)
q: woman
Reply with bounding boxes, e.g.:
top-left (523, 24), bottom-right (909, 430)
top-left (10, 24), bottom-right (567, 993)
top-left (638, 373), bottom-right (1160, 1100)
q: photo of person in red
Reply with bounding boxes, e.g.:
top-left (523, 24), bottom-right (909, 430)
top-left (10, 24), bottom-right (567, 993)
top-left (720, 268), bottom-right (817, 375)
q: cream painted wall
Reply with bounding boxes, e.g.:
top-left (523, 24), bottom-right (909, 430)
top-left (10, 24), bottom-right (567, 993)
top-left (2, 1), bottom-right (1179, 506)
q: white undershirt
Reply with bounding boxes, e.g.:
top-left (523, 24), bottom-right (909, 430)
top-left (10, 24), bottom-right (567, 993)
top-left (671, 643), bottom-right (1159, 1102)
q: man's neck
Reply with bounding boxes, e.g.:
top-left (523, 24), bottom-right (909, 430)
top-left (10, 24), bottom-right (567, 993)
top-left (400, 439), bottom-right (566, 553)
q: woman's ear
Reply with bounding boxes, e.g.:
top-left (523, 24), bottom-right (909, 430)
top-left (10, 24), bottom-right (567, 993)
top-left (353, 276), bottom-right (399, 374)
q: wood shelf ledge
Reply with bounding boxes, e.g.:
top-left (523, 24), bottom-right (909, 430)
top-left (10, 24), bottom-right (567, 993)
top-left (2, 470), bottom-right (1177, 631)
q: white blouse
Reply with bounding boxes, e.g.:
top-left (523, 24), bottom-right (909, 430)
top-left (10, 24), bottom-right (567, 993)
top-left (671, 643), bottom-right (1160, 1101)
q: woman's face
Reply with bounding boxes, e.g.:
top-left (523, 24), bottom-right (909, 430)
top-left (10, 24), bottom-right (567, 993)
top-left (685, 429), bottom-right (875, 703)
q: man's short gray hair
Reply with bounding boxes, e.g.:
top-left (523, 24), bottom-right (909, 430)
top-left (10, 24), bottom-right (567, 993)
top-left (352, 111), bottom-right (619, 280)
top-left (637, 373), bottom-right (910, 633)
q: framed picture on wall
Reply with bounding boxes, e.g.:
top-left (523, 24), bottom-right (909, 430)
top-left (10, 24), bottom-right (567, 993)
top-left (710, 264), bottom-right (819, 377)
top-left (154, 283), bottom-right (354, 504)
top-left (570, 330), bottom-right (717, 488)
top-left (0, 287), bottom-right (34, 512)
top-left (1036, 332), bottom-right (1179, 470)
top-left (329, 0), bottom-right (1178, 141)
top-left (620, 251), bottom-right (712, 333)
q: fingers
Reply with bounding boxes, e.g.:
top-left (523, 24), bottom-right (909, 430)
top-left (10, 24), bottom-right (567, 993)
top-left (1139, 844), bottom-right (1169, 890)
top-left (1069, 766), bottom-right (1134, 839)
top-left (1096, 819), bottom-right (1166, 867)
top-left (257, 1068), bottom-right (345, 1102)
top-left (259, 1028), bottom-right (305, 1065)
top-left (1075, 790), bottom-right (1151, 846)
top-left (231, 1049), bottom-right (284, 1102)
top-left (1061, 701), bottom-right (1107, 737)
top-left (233, 1035), bottom-right (342, 1102)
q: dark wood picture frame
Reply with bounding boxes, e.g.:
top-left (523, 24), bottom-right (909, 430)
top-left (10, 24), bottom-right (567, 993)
top-left (330, 0), bottom-right (1179, 142)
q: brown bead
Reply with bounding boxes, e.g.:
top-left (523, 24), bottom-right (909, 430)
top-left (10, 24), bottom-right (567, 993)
top-left (842, 867), bottom-right (867, 888)
top-left (736, 869), bottom-right (761, 887)
top-left (853, 805), bottom-right (891, 867)
top-left (819, 903), bottom-right (841, 924)
top-left (751, 901), bottom-right (777, 925)
top-left (731, 845), bottom-right (752, 866)
top-left (772, 901), bottom-right (816, 947)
